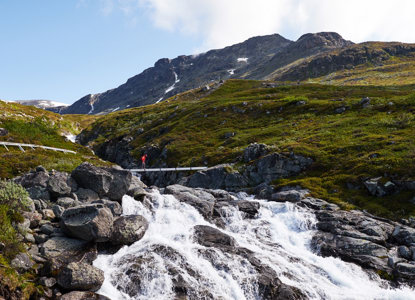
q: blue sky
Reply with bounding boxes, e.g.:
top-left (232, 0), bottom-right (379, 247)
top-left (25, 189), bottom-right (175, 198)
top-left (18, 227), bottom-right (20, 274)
top-left (1, 0), bottom-right (415, 104)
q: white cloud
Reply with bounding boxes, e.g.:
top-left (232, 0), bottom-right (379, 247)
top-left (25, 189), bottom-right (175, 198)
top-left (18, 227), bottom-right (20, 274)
top-left (101, 0), bottom-right (415, 51)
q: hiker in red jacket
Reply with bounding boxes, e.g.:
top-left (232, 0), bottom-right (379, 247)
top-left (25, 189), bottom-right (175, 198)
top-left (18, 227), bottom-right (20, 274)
top-left (141, 154), bottom-right (147, 169)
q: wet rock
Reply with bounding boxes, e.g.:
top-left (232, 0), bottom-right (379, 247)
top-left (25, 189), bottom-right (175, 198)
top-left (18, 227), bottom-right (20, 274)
top-left (394, 262), bottom-right (415, 279)
top-left (111, 215), bottom-right (148, 245)
top-left (75, 188), bottom-right (100, 203)
top-left (71, 163), bottom-right (113, 197)
top-left (11, 253), bottom-right (34, 273)
top-left (60, 204), bottom-right (113, 242)
top-left (92, 199), bottom-right (122, 216)
top-left (60, 291), bottom-right (111, 300)
top-left (236, 200), bottom-right (260, 219)
top-left (271, 189), bottom-right (309, 203)
top-left (312, 232), bottom-right (389, 271)
top-left (193, 225), bottom-right (236, 250)
top-left (254, 183), bottom-right (275, 199)
top-left (57, 262), bottom-right (104, 292)
top-left (165, 185), bottom-right (216, 218)
top-left (298, 197), bottom-right (339, 211)
top-left (47, 172), bottom-right (71, 199)
top-left (242, 143), bottom-right (269, 162)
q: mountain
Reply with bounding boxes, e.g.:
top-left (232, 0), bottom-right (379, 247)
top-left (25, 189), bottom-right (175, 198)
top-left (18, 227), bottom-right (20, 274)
top-left (78, 79), bottom-right (415, 220)
top-left (5, 99), bottom-right (69, 111)
top-left (61, 32), bottom-right (352, 115)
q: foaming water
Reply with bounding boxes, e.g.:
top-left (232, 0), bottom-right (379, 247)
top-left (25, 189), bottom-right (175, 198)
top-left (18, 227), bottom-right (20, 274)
top-left (94, 190), bottom-right (415, 300)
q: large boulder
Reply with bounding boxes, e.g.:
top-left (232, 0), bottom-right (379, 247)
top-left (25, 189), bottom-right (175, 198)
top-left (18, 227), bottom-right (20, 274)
top-left (71, 163), bottom-right (113, 197)
top-left (75, 188), bottom-right (100, 203)
top-left (164, 185), bottom-right (216, 218)
top-left (111, 215), bottom-right (148, 245)
top-left (245, 153), bottom-right (313, 185)
top-left (392, 226), bottom-right (415, 246)
top-left (71, 163), bottom-right (132, 201)
top-left (60, 204), bottom-right (113, 242)
top-left (57, 262), bottom-right (104, 292)
top-left (106, 166), bottom-right (132, 201)
top-left (39, 237), bottom-right (97, 274)
top-left (271, 189), bottom-right (309, 203)
top-left (182, 164), bottom-right (248, 191)
top-left (193, 225), bottom-right (236, 250)
top-left (47, 172), bottom-right (72, 199)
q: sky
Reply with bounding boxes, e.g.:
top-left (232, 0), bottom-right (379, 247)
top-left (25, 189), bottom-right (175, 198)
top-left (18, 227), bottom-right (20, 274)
top-left (1, 0), bottom-right (415, 104)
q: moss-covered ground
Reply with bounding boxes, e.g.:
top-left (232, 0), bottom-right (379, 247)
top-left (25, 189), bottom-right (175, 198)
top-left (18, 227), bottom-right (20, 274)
top-left (81, 80), bottom-right (415, 219)
top-left (0, 100), bottom-right (108, 178)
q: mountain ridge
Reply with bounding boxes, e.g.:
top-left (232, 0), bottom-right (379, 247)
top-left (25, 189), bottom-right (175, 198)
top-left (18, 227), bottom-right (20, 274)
top-left (59, 32), bottom-right (351, 115)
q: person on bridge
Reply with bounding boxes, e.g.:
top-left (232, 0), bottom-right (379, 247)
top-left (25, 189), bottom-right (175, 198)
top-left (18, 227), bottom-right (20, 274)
top-left (141, 154), bottom-right (147, 169)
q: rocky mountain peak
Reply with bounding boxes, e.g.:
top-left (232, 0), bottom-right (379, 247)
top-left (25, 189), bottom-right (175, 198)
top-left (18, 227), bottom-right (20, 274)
top-left (295, 32), bottom-right (353, 50)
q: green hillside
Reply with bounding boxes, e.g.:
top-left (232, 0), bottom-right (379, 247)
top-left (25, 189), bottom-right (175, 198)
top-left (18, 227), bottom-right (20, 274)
top-left (80, 80), bottom-right (415, 219)
top-left (0, 100), bottom-right (107, 178)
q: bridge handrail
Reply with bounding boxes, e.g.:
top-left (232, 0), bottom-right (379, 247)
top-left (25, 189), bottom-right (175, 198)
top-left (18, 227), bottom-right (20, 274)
top-left (129, 167), bottom-right (208, 172)
top-left (0, 141), bottom-right (76, 154)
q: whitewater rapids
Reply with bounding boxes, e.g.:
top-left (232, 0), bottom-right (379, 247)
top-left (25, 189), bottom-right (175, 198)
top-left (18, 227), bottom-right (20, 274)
top-left (93, 189), bottom-right (415, 300)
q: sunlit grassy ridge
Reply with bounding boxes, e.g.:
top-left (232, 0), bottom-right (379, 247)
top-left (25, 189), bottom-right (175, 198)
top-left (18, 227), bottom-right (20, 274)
top-left (0, 100), bottom-right (107, 178)
top-left (80, 80), bottom-right (415, 219)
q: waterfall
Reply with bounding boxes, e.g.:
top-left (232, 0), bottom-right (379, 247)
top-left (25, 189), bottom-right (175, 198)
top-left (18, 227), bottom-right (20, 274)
top-left (93, 190), bottom-right (414, 300)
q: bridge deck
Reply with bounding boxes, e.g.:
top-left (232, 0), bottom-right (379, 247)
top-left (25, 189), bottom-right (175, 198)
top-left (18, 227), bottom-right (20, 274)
top-left (130, 167), bottom-right (207, 172)
top-left (0, 142), bottom-right (76, 154)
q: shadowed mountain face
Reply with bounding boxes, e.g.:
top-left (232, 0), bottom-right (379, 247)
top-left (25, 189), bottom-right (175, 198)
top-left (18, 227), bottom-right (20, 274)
top-left (60, 32), bottom-right (354, 115)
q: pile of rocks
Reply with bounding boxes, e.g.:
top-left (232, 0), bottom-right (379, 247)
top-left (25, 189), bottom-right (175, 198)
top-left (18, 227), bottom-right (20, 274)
top-left (8, 163), bottom-right (149, 299)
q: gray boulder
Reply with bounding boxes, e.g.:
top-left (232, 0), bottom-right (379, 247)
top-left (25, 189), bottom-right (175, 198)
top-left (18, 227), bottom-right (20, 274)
top-left (57, 197), bottom-right (79, 208)
top-left (392, 226), bottom-right (415, 246)
top-left (47, 172), bottom-right (71, 199)
top-left (183, 164), bottom-right (248, 191)
top-left (71, 163), bottom-right (113, 197)
top-left (394, 262), bottom-right (415, 279)
top-left (111, 215), bottom-right (148, 245)
top-left (271, 189), bottom-right (309, 203)
top-left (363, 178), bottom-right (397, 197)
top-left (60, 204), bottom-right (113, 242)
top-left (165, 185), bottom-right (216, 218)
top-left (245, 153), bottom-right (312, 185)
top-left (105, 166), bottom-right (132, 201)
top-left (236, 200), bottom-right (260, 219)
top-left (57, 262), bottom-right (104, 292)
top-left (75, 188), bottom-right (100, 203)
top-left (193, 225), bottom-right (236, 250)
top-left (52, 205), bottom-right (65, 219)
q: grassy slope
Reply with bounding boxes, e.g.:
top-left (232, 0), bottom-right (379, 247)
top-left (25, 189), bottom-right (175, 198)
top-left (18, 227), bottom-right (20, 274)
top-left (0, 100), bottom-right (108, 178)
top-left (82, 80), bottom-right (415, 219)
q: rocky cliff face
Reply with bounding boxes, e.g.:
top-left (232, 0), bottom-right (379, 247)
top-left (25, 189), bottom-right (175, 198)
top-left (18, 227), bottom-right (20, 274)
top-left (60, 32), bottom-right (352, 115)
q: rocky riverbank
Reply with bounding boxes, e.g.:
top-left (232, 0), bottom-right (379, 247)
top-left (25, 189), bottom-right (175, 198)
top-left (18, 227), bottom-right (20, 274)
top-left (1, 162), bottom-right (414, 299)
